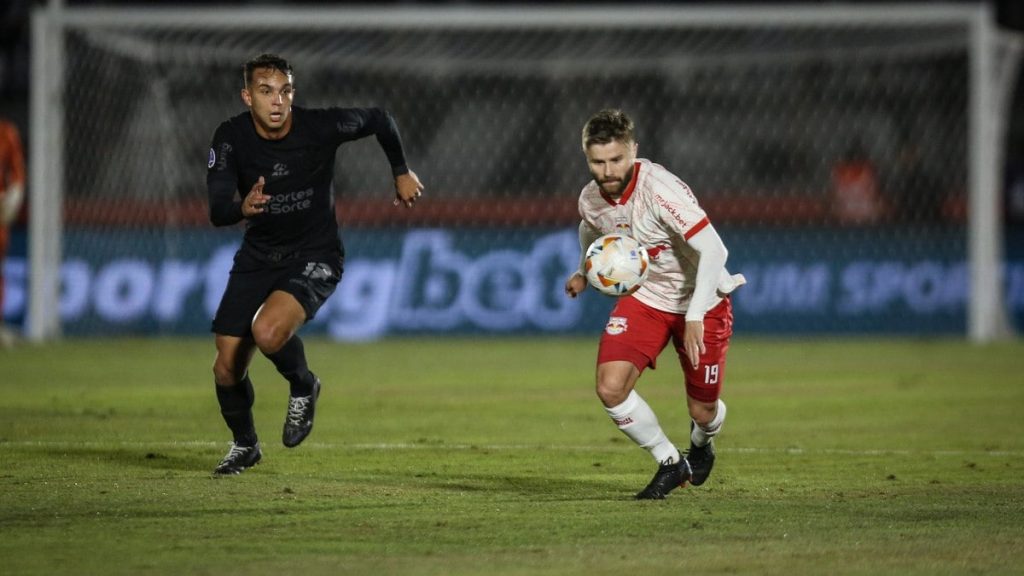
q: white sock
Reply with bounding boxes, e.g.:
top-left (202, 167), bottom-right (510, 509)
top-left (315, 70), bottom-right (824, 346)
top-left (605, 390), bottom-right (680, 464)
top-left (691, 399), bottom-right (727, 447)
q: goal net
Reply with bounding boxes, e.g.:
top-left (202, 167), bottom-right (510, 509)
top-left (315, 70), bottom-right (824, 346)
top-left (22, 4), bottom-right (1018, 340)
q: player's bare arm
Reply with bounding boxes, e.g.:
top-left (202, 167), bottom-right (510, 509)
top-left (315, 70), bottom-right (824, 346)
top-left (564, 271), bottom-right (587, 298)
top-left (567, 220), bottom-right (600, 297)
top-left (393, 170), bottom-right (424, 208)
top-left (242, 176), bottom-right (268, 217)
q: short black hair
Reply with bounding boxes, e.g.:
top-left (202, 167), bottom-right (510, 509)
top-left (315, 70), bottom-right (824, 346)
top-left (582, 109), bottom-right (635, 150)
top-left (243, 54), bottom-right (293, 87)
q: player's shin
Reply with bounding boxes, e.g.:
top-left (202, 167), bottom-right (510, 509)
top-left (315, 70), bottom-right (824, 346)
top-left (605, 390), bottom-right (680, 464)
top-left (215, 374), bottom-right (257, 446)
top-left (691, 399), bottom-right (727, 447)
top-left (265, 335), bottom-right (316, 396)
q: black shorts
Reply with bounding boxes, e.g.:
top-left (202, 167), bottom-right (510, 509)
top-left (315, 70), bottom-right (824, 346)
top-left (211, 250), bottom-right (344, 337)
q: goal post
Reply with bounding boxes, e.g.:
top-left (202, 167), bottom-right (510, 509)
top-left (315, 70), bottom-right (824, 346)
top-left (28, 3), bottom-right (64, 342)
top-left (26, 3), bottom-right (1016, 341)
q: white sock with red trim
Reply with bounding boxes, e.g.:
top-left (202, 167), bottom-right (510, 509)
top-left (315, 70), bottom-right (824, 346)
top-left (604, 390), bottom-right (680, 464)
top-left (691, 399), bottom-right (727, 447)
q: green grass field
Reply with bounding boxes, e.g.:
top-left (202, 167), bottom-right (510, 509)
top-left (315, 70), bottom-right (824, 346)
top-left (1, 337), bottom-right (1023, 575)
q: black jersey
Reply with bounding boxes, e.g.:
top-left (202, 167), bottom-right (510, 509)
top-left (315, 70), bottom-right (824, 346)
top-left (206, 106), bottom-right (408, 265)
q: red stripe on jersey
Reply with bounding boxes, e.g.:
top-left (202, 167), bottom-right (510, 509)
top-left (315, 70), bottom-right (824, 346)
top-left (619, 161), bottom-right (641, 204)
top-left (684, 217), bottom-right (710, 240)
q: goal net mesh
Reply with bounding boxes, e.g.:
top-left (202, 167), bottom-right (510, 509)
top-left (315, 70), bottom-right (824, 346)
top-left (48, 10), bottom-right (988, 336)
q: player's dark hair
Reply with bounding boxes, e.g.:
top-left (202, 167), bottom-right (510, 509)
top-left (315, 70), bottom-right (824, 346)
top-left (582, 109), bottom-right (635, 150)
top-left (243, 53), bottom-right (293, 87)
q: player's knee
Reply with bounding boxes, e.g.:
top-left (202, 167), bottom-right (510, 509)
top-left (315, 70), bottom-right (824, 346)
top-left (212, 360), bottom-right (238, 387)
top-left (688, 400), bottom-right (719, 427)
top-left (595, 376), bottom-right (629, 407)
top-left (595, 361), bottom-right (637, 406)
top-left (251, 322), bottom-right (289, 355)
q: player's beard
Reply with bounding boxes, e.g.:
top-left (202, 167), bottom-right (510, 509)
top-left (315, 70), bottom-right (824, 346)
top-left (599, 179), bottom-right (624, 197)
top-left (599, 168), bottom-right (632, 198)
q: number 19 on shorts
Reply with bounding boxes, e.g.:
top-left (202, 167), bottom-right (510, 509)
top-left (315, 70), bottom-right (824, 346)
top-left (704, 364), bottom-right (720, 385)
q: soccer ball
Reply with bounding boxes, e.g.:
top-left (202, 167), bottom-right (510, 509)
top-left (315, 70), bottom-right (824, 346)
top-left (584, 234), bottom-right (650, 296)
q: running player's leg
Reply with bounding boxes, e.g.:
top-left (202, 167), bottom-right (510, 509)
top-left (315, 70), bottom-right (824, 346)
top-left (597, 361), bottom-right (679, 465)
top-left (209, 255), bottom-right (277, 473)
top-left (674, 297), bottom-right (734, 486)
top-left (597, 296), bottom-right (691, 499)
top-left (251, 289), bottom-right (312, 393)
top-left (254, 256), bottom-right (342, 448)
top-left (251, 290), bottom-right (320, 447)
top-left (211, 334), bottom-right (262, 474)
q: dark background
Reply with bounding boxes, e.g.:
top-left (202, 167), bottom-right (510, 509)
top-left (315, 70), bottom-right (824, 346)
top-left (1, 0), bottom-right (1022, 219)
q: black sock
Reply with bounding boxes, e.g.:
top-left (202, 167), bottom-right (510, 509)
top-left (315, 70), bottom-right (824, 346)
top-left (265, 335), bottom-right (315, 396)
top-left (215, 375), bottom-right (257, 446)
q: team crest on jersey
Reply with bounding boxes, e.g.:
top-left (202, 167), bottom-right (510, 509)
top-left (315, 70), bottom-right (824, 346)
top-left (208, 148), bottom-right (216, 169)
top-left (614, 217), bottom-right (631, 233)
top-left (605, 316), bottom-right (628, 335)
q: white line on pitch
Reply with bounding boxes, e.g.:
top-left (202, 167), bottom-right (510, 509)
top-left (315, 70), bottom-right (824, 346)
top-left (0, 440), bottom-right (1020, 457)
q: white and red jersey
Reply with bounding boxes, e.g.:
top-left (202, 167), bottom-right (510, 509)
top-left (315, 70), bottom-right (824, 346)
top-left (578, 158), bottom-right (741, 316)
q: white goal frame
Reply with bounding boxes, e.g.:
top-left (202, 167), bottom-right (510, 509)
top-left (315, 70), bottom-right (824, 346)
top-left (28, 2), bottom-right (1013, 342)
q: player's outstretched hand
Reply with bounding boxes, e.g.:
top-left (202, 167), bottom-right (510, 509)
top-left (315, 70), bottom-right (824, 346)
top-left (564, 272), bottom-right (588, 299)
top-left (242, 176), bottom-right (268, 217)
top-left (394, 170), bottom-right (424, 208)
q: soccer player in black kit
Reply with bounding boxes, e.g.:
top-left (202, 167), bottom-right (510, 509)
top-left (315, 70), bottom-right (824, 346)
top-left (206, 54), bottom-right (423, 475)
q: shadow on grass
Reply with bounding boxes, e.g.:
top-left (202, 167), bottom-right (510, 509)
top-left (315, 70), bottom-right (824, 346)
top-left (23, 445), bottom-right (656, 503)
top-left (419, 474), bottom-right (638, 502)
top-left (36, 445), bottom-right (213, 473)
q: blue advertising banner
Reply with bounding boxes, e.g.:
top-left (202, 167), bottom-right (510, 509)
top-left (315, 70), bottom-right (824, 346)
top-left (3, 227), bottom-right (1023, 339)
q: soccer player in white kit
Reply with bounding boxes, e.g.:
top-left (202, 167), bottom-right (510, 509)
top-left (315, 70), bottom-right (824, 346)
top-left (565, 109), bottom-right (745, 500)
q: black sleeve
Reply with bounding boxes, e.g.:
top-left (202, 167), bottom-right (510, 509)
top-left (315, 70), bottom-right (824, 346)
top-left (206, 122), bottom-right (244, 226)
top-left (330, 107), bottom-right (409, 177)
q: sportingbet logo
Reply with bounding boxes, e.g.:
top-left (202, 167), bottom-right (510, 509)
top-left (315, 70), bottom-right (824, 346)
top-left (383, 230), bottom-right (580, 336)
top-left (1, 229), bottom-right (584, 341)
top-left (8, 230), bottom-right (1016, 338)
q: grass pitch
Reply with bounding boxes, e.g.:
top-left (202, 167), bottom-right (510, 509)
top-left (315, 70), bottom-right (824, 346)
top-left (1, 337), bottom-right (1023, 575)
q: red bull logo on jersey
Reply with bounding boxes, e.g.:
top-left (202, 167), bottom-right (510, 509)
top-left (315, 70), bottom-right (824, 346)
top-left (605, 316), bottom-right (628, 335)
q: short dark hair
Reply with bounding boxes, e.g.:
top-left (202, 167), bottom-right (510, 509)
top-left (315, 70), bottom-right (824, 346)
top-left (243, 54), bottom-right (293, 87)
top-left (582, 109), bottom-right (635, 150)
